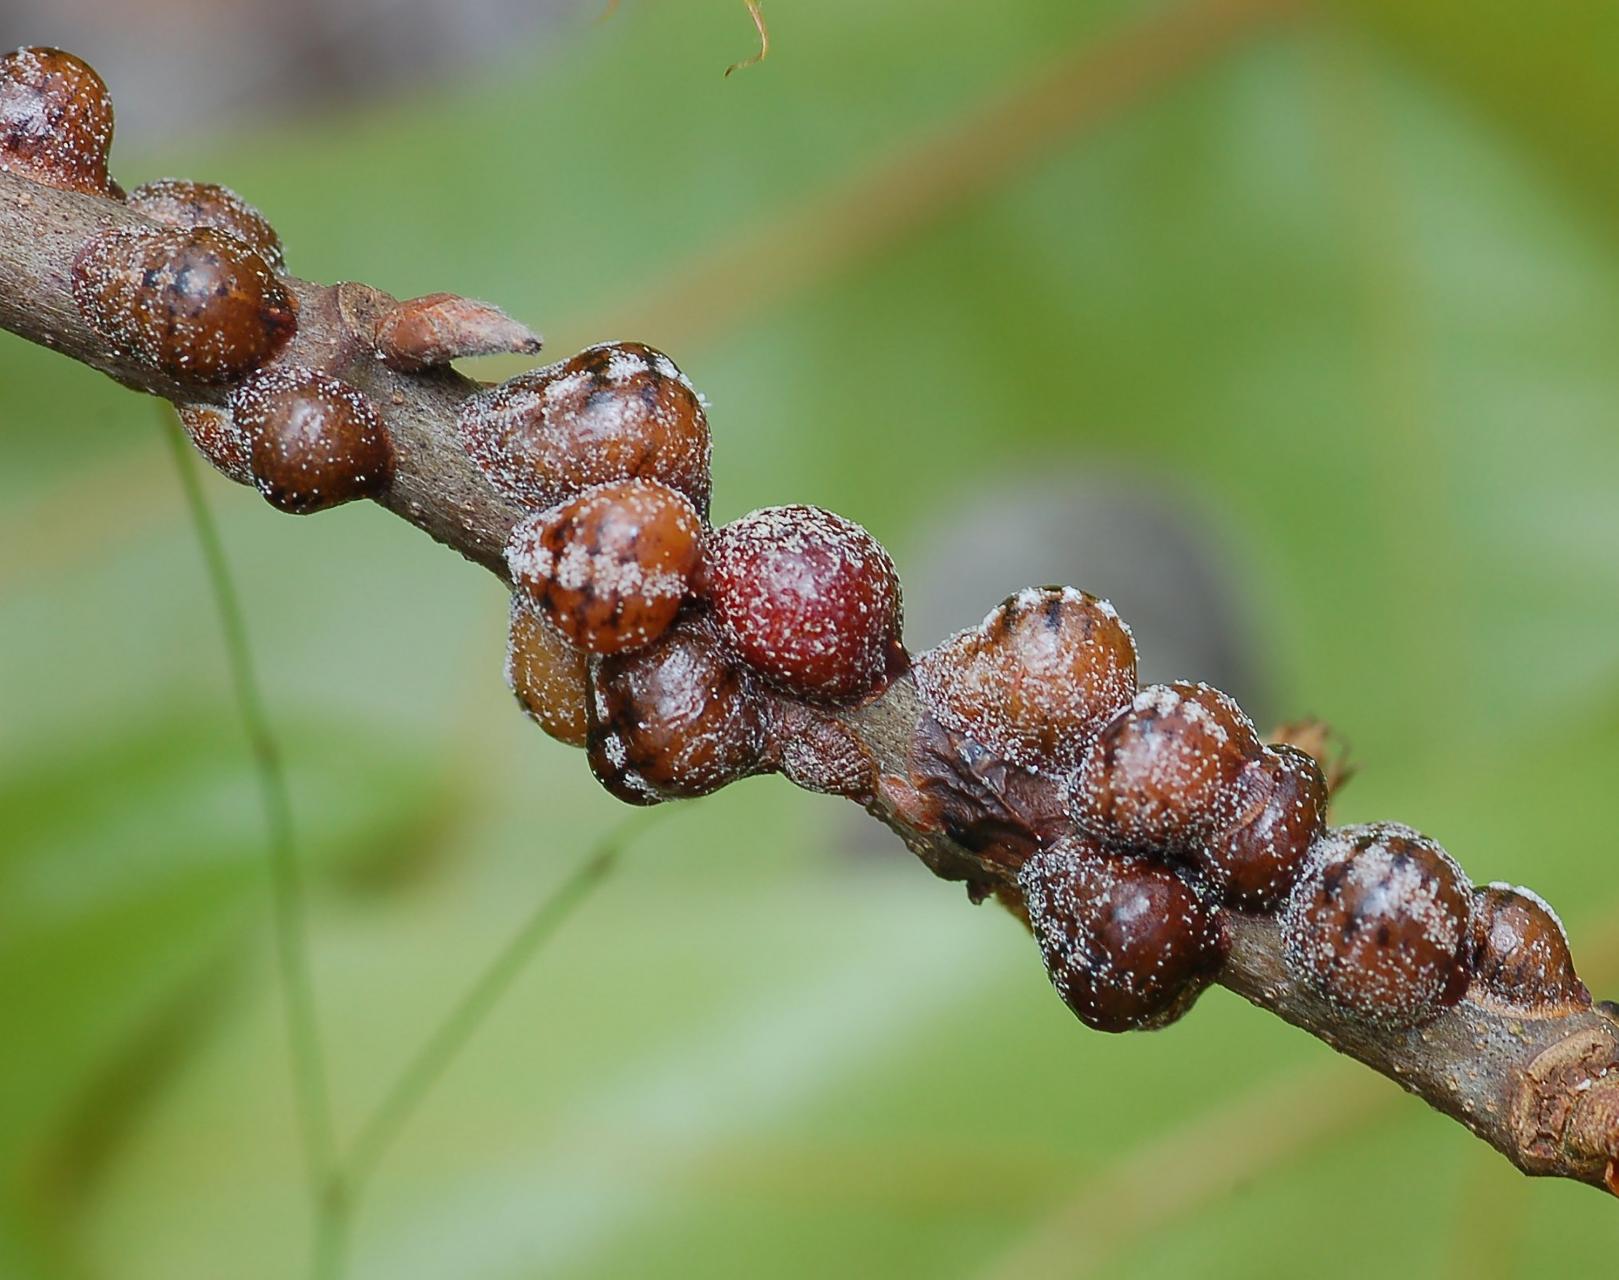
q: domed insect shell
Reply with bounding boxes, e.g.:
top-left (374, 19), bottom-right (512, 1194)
top-left (698, 504), bottom-right (905, 703)
top-left (1019, 838), bottom-right (1226, 1033)
top-left (1467, 883), bottom-right (1589, 1013)
top-left (127, 178), bottom-right (286, 272)
top-left (1197, 743), bottom-right (1328, 910)
top-left (914, 585), bottom-right (1137, 771)
top-left (72, 225), bottom-right (296, 384)
top-left (230, 365), bottom-right (393, 513)
top-left (0, 47), bottom-right (116, 196)
top-left (506, 593), bottom-right (590, 747)
top-left (1281, 822), bottom-right (1473, 1028)
top-left (505, 478), bottom-right (703, 656)
top-left (586, 612), bottom-right (767, 805)
top-left (1071, 681), bottom-right (1265, 853)
top-left (177, 404), bottom-right (252, 486)
top-left (457, 340), bottom-right (712, 515)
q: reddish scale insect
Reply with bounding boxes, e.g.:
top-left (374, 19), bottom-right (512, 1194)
top-left (1019, 839), bottom-right (1226, 1033)
top-left (586, 614), bottom-right (766, 804)
top-left (505, 478), bottom-right (702, 655)
top-left (177, 404), bottom-right (252, 486)
top-left (0, 47), bottom-right (115, 196)
top-left (1197, 744), bottom-right (1328, 910)
top-left (231, 365), bottom-right (393, 513)
top-left (127, 178), bottom-right (286, 273)
top-left (915, 585), bottom-right (1137, 770)
top-left (1467, 883), bottom-right (1589, 1013)
top-left (457, 341), bottom-right (711, 514)
top-left (506, 594), bottom-right (590, 747)
top-left (72, 225), bottom-right (296, 384)
top-left (1071, 681), bottom-right (1263, 852)
top-left (699, 504), bottom-right (904, 702)
top-left (1282, 823), bottom-right (1473, 1028)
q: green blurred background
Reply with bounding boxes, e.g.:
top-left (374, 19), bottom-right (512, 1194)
top-left (5, 0), bottom-right (1619, 1275)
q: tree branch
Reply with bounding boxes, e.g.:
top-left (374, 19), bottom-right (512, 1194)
top-left (4, 168), bottom-right (1617, 1197)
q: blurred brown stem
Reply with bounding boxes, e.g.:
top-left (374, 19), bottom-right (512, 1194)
top-left (2, 167), bottom-right (1617, 1199)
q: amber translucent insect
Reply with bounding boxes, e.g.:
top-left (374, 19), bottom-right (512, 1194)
top-left (231, 365), bottom-right (392, 513)
top-left (176, 404), bottom-right (251, 486)
top-left (458, 341), bottom-right (711, 514)
top-left (1467, 883), bottom-right (1588, 1012)
top-left (506, 479), bottom-right (702, 655)
top-left (72, 225), bottom-right (296, 384)
top-left (916, 585), bottom-right (1136, 768)
top-left (0, 47), bottom-right (115, 196)
top-left (506, 594), bottom-right (590, 747)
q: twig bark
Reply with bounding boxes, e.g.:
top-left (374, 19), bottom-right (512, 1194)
top-left (3, 168), bottom-right (1616, 1197)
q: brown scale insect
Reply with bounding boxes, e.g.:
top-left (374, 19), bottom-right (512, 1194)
top-left (72, 225), bottom-right (296, 385)
top-left (457, 340), bottom-right (711, 515)
top-left (586, 614), bottom-right (766, 805)
top-left (127, 178), bottom-right (286, 273)
top-left (231, 365), bottom-right (393, 513)
top-left (506, 594), bottom-right (590, 747)
top-left (505, 478), bottom-right (702, 656)
top-left (1467, 883), bottom-right (1589, 1013)
top-left (1282, 822), bottom-right (1473, 1028)
top-left (0, 47), bottom-right (115, 196)
top-left (1071, 681), bottom-right (1264, 852)
top-left (1020, 838), bottom-right (1226, 1033)
top-left (698, 504), bottom-right (904, 703)
top-left (176, 404), bottom-right (252, 486)
top-left (915, 585), bottom-right (1137, 770)
top-left (1197, 744), bottom-right (1328, 910)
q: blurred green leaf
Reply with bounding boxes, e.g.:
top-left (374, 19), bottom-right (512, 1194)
top-left (1336, 0), bottom-right (1619, 230)
top-left (0, 713), bottom-right (458, 1274)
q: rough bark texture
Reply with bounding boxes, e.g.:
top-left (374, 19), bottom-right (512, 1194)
top-left (3, 168), bottom-right (1616, 1196)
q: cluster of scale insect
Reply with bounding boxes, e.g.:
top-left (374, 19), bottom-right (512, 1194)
top-left (468, 341), bottom-right (905, 803)
top-left (0, 47), bottom-right (115, 196)
top-left (456, 325), bottom-right (1591, 1031)
top-left (6, 47), bottom-right (399, 518)
top-left (26, 46), bottom-right (1583, 1040)
top-left (908, 577), bottom-right (1591, 1031)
